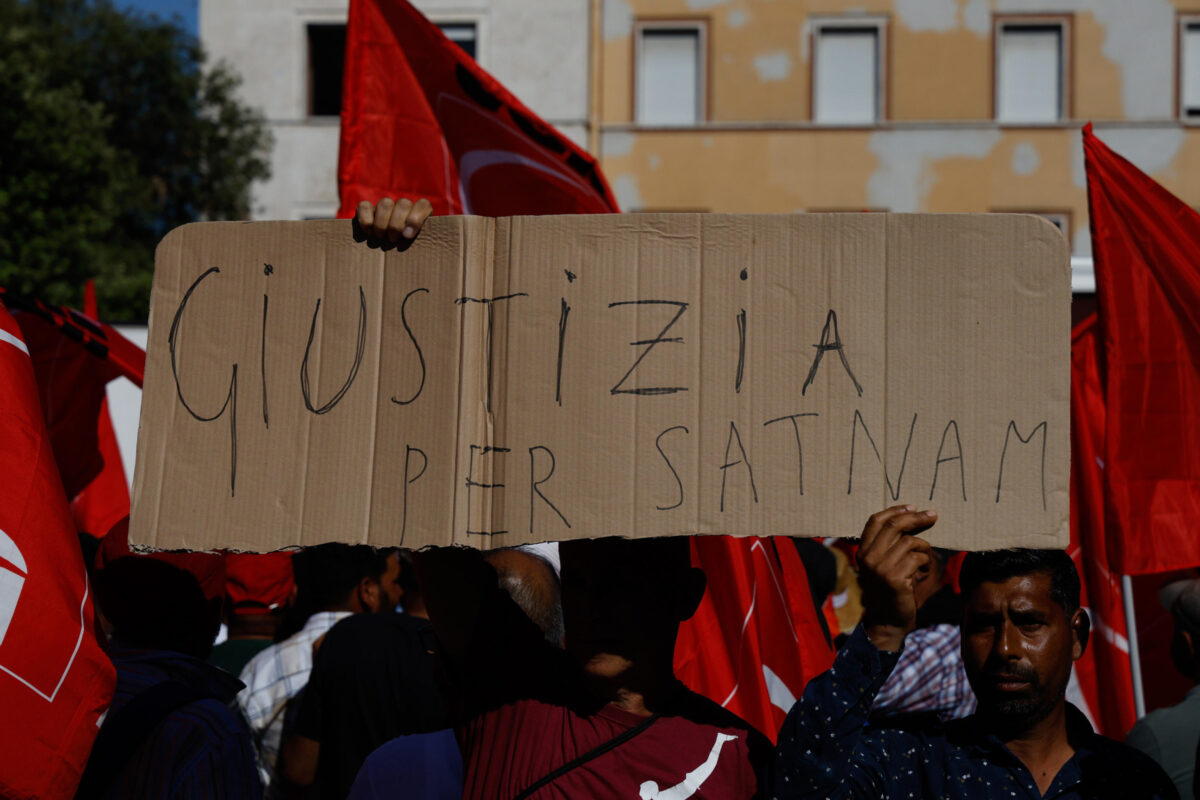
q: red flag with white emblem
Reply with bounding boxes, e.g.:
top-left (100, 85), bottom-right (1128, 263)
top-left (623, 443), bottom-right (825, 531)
top-left (675, 536), bottom-right (835, 743)
top-left (1067, 313), bottom-right (1136, 737)
top-left (0, 303), bottom-right (115, 799)
top-left (337, 0), bottom-right (618, 217)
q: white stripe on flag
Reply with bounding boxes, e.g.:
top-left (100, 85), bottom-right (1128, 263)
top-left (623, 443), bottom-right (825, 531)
top-left (0, 327), bottom-right (28, 355)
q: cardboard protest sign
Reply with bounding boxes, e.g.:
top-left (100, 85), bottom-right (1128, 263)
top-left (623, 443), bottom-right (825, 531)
top-left (130, 214), bottom-right (1069, 553)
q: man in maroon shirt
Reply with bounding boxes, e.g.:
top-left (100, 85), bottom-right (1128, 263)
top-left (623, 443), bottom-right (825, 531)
top-left (414, 537), bottom-right (772, 800)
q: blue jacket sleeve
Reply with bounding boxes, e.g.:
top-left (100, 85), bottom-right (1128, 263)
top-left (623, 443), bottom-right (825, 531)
top-left (773, 625), bottom-right (903, 800)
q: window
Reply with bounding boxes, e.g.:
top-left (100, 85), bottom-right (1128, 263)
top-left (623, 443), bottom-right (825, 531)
top-left (307, 24), bottom-right (345, 117)
top-left (812, 21), bottom-right (884, 125)
top-left (995, 21), bottom-right (1067, 123)
top-left (306, 21), bottom-right (477, 118)
top-left (440, 22), bottom-right (478, 60)
top-left (1181, 18), bottom-right (1200, 118)
top-left (635, 24), bottom-right (705, 126)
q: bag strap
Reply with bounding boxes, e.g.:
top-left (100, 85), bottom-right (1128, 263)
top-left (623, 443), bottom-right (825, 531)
top-left (512, 713), bottom-right (661, 800)
top-left (75, 679), bottom-right (208, 799)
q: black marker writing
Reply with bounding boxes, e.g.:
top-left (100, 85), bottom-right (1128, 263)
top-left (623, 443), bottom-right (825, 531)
top-left (848, 411), bottom-right (917, 501)
top-left (995, 420), bottom-right (1048, 510)
top-left (764, 412), bottom-right (819, 498)
top-left (654, 425), bottom-right (689, 511)
top-left (301, 286), bottom-right (367, 415)
top-left (169, 267), bottom-right (238, 497)
top-left (802, 309), bottom-right (863, 397)
top-left (401, 445), bottom-right (428, 545)
top-left (719, 421), bottom-right (758, 512)
top-left (529, 445), bottom-right (570, 533)
top-left (465, 444), bottom-right (509, 536)
top-left (735, 308), bottom-right (746, 394)
top-left (556, 299), bottom-right (570, 406)
top-left (455, 293), bottom-right (528, 413)
top-left (930, 420), bottom-right (966, 502)
top-left (261, 294), bottom-right (269, 428)
top-left (391, 287), bottom-right (429, 406)
top-left (609, 300), bottom-right (689, 395)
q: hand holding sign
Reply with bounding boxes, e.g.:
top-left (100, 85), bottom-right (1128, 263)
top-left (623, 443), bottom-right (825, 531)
top-left (857, 505), bottom-right (936, 652)
top-left (356, 197), bottom-right (433, 244)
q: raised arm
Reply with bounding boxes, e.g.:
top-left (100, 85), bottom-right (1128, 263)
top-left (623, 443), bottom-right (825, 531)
top-left (773, 505), bottom-right (935, 799)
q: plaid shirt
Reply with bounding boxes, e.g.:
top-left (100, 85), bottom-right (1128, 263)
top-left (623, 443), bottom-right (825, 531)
top-left (237, 611), bottom-right (352, 787)
top-left (870, 623), bottom-right (977, 720)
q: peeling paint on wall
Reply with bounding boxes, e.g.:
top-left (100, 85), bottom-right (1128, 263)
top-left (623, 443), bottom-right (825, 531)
top-left (1012, 142), bottom-right (1040, 176)
top-left (1073, 226), bottom-right (1092, 257)
top-left (603, 131), bottom-right (635, 158)
top-left (961, 0), bottom-right (989, 36)
top-left (867, 129), bottom-right (1001, 211)
top-left (612, 174), bottom-right (644, 210)
top-left (604, 0), bottom-right (632, 41)
top-left (995, 0), bottom-right (1173, 119)
top-left (649, 153), bottom-right (661, 170)
top-left (754, 50), bottom-right (792, 81)
top-left (728, 8), bottom-right (747, 28)
top-left (685, 0), bottom-right (731, 9)
top-left (894, 0), bottom-right (958, 33)
top-left (1071, 126), bottom-right (1184, 188)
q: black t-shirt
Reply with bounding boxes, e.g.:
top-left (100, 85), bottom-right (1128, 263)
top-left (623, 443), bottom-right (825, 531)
top-left (294, 613), bottom-right (450, 800)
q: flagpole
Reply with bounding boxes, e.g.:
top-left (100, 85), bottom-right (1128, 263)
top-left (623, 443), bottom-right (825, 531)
top-left (1121, 574), bottom-right (1146, 718)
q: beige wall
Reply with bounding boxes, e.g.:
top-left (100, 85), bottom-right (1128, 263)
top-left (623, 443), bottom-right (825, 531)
top-left (596, 0), bottom-right (1200, 256)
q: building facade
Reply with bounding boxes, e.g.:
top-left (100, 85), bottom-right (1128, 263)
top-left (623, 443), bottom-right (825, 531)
top-left (594, 0), bottom-right (1200, 284)
top-left (202, 0), bottom-right (1200, 290)
top-left (199, 0), bottom-right (592, 220)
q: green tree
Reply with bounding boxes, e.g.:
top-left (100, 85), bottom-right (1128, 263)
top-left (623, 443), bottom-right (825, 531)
top-left (0, 0), bottom-right (272, 321)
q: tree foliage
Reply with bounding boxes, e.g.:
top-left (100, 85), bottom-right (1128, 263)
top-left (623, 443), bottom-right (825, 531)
top-left (0, 0), bottom-right (271, 320)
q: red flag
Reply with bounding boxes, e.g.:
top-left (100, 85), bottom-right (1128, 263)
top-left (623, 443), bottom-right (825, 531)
top-left (337, 0), bottom-right (618, 217)
top-left (674, 537), bottom-right (835, 743)
top-left (1084, 123), bottom-right (1200, 574)
top-left (1069, 313), bottom-right (1136, 737)
top-left (68, 282), bottom-right (132, 538)
top-left (0, 305), bottom-right (115, 799)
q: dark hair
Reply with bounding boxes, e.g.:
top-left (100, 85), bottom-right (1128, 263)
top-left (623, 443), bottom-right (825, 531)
top-left (291, 544), bottom-right (391, 613)
top-left (96, 557), bottom-right (221, 659)
top-left (959, 549), bottom-right (1080, 615)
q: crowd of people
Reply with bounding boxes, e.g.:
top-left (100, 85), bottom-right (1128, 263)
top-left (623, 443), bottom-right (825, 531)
top-left (70, 202), bottom-right (1200, 799)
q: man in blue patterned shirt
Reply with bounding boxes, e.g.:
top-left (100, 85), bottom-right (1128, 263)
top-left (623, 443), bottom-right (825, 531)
top-left (774, 505), bottom-right (1176, 800)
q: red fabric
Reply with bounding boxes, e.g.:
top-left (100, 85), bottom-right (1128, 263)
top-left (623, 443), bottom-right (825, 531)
top-left (337, 0), bottom-right (618, 217)
top-left (1084, 123), bottom-right (1200, 574)
top-left (462, 699), bottom-right (758, 799)
top-left (1069, 313), bottom-right (1136, 738)
top-left (0, 305), bottom-right (115, 799)
top-left (224, 552), bottom-right (295, 612)
top-left (674, 537), bottom-right (835, 744)
top-left (68, 282), bottom-right (131, 538)
top-left (4, 289), bottom-right (143, 522)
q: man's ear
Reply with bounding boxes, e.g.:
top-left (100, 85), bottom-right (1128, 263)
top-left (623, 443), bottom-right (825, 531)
top-left (357, 576), bottom-right (380, 614)
top-left (1070, 608), bottom-right (1090, 661)
top-left (675, 567), bottom-right (707, 622)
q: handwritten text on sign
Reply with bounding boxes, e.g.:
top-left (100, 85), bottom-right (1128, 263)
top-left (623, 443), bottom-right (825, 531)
top-left (130, 214), bottom-right (1069, 553)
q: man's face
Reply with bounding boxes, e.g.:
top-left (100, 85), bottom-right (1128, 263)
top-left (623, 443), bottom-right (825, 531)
top-left (961, 572), bottom-right (1082, 730)
top-left (373, 552), bottom-right (404, 613)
